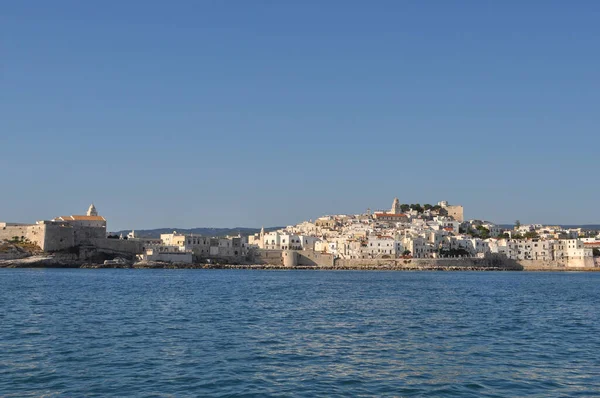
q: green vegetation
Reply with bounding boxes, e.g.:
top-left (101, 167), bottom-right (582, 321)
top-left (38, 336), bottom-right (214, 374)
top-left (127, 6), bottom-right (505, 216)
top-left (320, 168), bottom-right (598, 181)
top-left (397, 203), bottom-right (444, 215)
top-left (524, 231), bottom-right (539, 239)
top-left (402, 250), bottom-right (412, 256)
top-left (593, 248), bottom-right (600, 257)
top-left (476, 226), bottom-right (491, 239)
top-left (439, 248), bottom-right (471, 257)
top-left (514, 220), bottom-right (521, 229)
top-left (410, 204), bottom-right (424, 213)
top-left (1, 237), bottom-right (42, 253)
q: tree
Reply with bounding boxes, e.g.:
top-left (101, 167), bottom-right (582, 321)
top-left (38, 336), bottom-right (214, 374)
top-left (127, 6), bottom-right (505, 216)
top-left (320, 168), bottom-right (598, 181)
top-left (524, 231), bottom-right (539, 239)
top-left (476, 226), bottom-right (491, 239)
top-left (423, 204), bottom-right (433, 211)
top-left (402, 250), bottom-right (412, 256)
top-left (411, 203), bottom-right (424, 213)
top-left (400, 204), bottom-right (410, 213)
top-left (593, 248), bottom-right (600, 257)
top-left (439, 248), bottom-right (471, 258)
top-left (515, 220), bottom-right (521, 229)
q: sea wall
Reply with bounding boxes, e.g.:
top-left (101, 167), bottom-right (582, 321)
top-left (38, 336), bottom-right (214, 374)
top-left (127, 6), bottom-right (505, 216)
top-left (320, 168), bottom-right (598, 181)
top-left (520, 257), bottom-right (596, 270)
top-left (254, 249), bottom-right (600, 270)
top-left (255, 249), bottom-right (284, 265)
top-left (281, 250), bottom-right (335, 267)
top-left (257, 250), bottom-right (520, 270)
top-left (335, 255), bottom-right (521, 270)
top-left (89, 238), bottom-right (144, 256)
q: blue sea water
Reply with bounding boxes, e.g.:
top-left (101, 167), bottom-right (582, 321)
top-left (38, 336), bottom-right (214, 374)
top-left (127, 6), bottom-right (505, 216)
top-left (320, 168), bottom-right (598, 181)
top-left (0, 269), bottom-right (599, 397)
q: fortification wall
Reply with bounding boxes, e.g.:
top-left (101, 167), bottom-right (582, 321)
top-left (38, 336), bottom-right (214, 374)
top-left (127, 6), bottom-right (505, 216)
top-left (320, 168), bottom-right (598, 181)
top-left (257, 250), bottom-right (520, 269)
top-left (42, 224), bottom-right (75, 252)
top-left (334, 254), bottom-right (521, 270)
top-left (90, 238), bottom-right (144, 255)
top-left (517, 257), bottom-right (596, 270)
top-left (298, 251), bottom-right (335, 267)
top-left (255, 249), bottom-right (283, 265)
top-left (0, 225), bottom-right (30, 242)
top-left (263, 250), bottom-right (335, 267)
top-left (73, 226), bottom-right (106, 245)
top-left (26, 225), bottom-right (46, 249)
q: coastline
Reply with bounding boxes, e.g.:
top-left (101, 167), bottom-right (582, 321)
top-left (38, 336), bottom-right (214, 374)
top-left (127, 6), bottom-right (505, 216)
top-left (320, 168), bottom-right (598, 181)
top-left (1, 256), bottom-right (599, 271)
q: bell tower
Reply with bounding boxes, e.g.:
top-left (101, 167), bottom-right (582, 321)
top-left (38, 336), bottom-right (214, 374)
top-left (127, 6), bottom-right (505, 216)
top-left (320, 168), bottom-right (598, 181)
top-left (391, 198), bottom-right (401, 214)
top-left (87, 203), bottom-right (98, 216)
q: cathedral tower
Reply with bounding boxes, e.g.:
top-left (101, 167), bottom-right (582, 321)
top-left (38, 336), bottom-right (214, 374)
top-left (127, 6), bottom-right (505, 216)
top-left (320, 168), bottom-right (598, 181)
top-left (87, 203), bottom-right (98, 217)
top-left (391, 198), bottom-right (401, 214)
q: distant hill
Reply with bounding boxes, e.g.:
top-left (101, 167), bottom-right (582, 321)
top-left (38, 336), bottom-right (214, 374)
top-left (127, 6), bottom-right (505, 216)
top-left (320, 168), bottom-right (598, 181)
top-left (114, 224), bottom-right (600, 239)
top-left (111, 227), bottom-right (283, 239)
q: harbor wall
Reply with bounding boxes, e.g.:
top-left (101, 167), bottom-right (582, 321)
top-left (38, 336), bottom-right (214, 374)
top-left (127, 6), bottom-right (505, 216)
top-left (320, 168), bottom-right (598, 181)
top-left (89, 238), bottom-right (144, 256)
top-left (334, 255), bottom-right (521, 270)
top-left (258, 251), bottom-right (520, 269)
top-left (256, 249), bottom-right (284, 265)
top-left (254, 250), bottom-right (600, 270)
top-left (520, 257), bottom-right (595, 270)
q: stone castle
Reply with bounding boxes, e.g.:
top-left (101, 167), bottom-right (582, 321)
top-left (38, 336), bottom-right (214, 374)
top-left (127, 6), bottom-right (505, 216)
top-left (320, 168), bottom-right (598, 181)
top-left (0, 204), bottom-right (108, 252)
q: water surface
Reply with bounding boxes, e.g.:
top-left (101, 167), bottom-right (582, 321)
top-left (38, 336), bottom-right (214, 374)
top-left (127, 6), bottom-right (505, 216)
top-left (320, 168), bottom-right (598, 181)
top-left (1, 269), bottom-right (599, 397)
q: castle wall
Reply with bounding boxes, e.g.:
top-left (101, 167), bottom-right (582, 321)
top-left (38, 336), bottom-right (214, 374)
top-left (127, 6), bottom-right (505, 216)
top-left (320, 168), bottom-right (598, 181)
top-left (255, 249), bottom-right (283, 265)
top-left (73, 226), bottom-right (106, 245)
top-left (0, 225), bottom-right (31, 242)
top-left (143, 251), bottom-right (193, 264)
top-left (90, 238), bottom-right (144, 255)
top-left (41, 224), bottom-right (75, 252)
top-left (298, 251), bottom-right (335, 267)
top-left (334, 256), bottom-right (521, 269)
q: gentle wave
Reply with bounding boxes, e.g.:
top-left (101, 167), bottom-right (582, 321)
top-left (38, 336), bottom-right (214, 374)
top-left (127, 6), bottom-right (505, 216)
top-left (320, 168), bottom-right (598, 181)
top-left (1, 269), bottom-right (599, 397)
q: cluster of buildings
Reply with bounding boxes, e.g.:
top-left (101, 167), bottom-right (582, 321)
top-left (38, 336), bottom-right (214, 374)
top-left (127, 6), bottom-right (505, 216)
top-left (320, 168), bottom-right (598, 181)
top-left (133, 231), bottom-right (248, 264)
top-left (249, 199), bottom-right (473, 259)
top-left (245, 199), bottom-right (598, 267)
top-left (2, 200), bottom-right (598, 268)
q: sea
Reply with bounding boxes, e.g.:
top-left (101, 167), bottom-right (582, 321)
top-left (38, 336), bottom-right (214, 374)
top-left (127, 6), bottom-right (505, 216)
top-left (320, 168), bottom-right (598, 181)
top-left (1, 269), bottom-right (599, 397)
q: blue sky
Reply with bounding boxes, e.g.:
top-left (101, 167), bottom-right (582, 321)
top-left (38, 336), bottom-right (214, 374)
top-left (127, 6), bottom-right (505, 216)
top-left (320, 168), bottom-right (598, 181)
top-left (1, 1), bottom-right (599, 231)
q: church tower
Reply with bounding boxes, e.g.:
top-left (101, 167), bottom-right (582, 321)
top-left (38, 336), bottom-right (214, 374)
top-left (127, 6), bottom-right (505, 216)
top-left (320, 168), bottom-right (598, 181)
top-left (260, 226), bottom-right (265, 249)
top-left (391, 198), bottom-right (401, 214)
top-left (87, 203), bottom-right (98, 217)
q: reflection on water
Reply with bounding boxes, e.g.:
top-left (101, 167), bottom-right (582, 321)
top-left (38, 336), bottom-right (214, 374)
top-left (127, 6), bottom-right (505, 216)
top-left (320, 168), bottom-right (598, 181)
top-left (1, 269), bottom-right (599, 397)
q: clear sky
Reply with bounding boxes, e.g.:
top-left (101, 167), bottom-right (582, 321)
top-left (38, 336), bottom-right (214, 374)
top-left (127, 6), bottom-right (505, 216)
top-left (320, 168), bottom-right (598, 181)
top-left (1, 1), bottom-right (599, 231)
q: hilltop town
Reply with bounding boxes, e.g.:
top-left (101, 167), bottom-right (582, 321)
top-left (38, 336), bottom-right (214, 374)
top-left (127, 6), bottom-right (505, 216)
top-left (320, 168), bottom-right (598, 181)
top-left (1, 200), bottom-right (599, 270)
